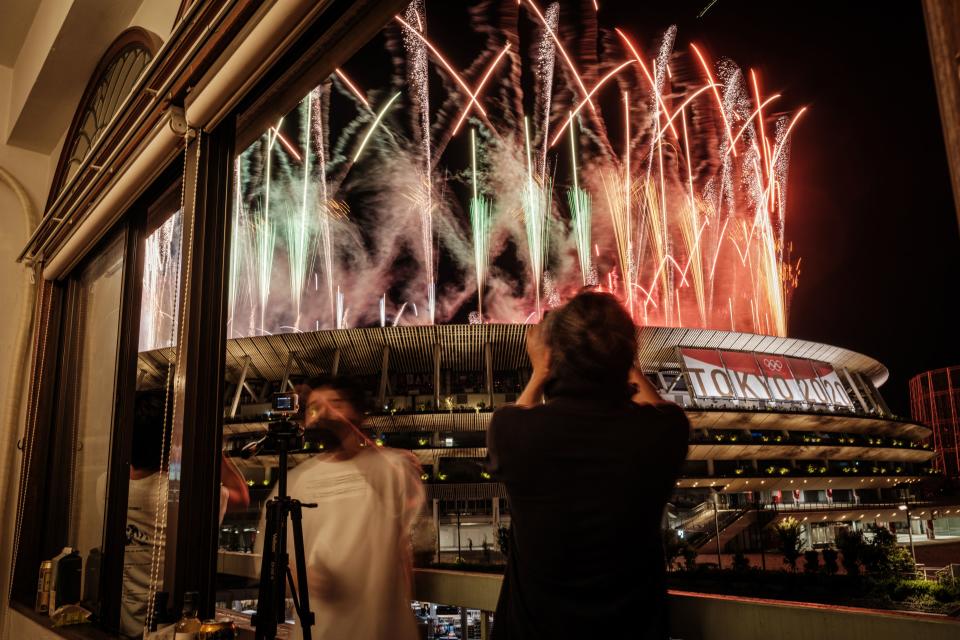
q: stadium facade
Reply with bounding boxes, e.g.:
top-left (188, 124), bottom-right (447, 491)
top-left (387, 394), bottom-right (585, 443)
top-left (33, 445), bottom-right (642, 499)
top-left (138, 324), bottom-right (950, 561)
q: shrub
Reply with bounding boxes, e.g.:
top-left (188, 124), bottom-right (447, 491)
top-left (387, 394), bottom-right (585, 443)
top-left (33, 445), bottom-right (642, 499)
top-left (872, 527), bottom-right (896, 548)
top-left (496, 525), bottom-right (511, 556)
top-left (682, 544), bottom-right (699, 571)
top-left (733, 550), bottom-right (750, 572)
top-left (821, 548), bottom-right (839, 575)
top-left (862, 528), bottom-right (915, 578)
top-left (836, 528), bottom-right (865, 576)
top-left (803, 549), bottom-right (820, 573)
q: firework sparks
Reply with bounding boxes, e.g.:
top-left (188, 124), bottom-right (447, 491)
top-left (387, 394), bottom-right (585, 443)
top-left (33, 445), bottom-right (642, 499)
top-left (523, 116), bottom-right (550, 317)
top-left (469, 129), bottom-right (493, 321)
top-left (452, 43), bottom-right (511, 135)
top-left (522, 0), bottom-right (597, 113)
top-left (229, 4), bottom-right (804, 337)
top-left (549, 60), bottom-right (635, 147)
top-left (567, 117), bottom-right (591, 285)
top-left (334, 68), bottom-right (370, 110)
top-left (353, 92), bottom-right (402, 163)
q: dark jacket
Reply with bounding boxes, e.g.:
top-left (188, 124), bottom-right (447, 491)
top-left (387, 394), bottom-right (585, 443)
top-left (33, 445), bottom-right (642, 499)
top-left (487, 389), bottom-right (689, 639)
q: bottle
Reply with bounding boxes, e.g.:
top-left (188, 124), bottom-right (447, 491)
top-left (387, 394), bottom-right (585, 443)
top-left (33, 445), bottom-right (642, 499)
top-left (35, 560), bottom-right (53, 613)
top-left (82, 548), bottom-right (100, 611)
top-left (150, 591), bottom-right (170, 632)
top-left (174, 591), bottom-right (202, 639)
top-left (49, 547), bottom-right (81, 611)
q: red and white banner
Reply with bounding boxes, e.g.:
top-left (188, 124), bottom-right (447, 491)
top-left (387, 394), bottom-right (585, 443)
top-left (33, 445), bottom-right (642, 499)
top-left (680, 347), bottom-right (854, 407)
top-left (678, 348), bottom-right (737, 398)
top-left (787, 357), bottom-right (833, 405)
top-left (756, 354), bottom-right (803, 402)
top-left (812, 361), bottom-right (854, 407)
top-left (719, 351), bottom-right (771, 400)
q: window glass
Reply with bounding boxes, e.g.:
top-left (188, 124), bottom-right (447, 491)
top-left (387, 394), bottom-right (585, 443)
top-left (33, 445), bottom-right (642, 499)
top-left (66, 232), bottom-right (125, 615)
top-left (139, 210), bottom-right (183, 352)
top-left (125, 204), bottom-right (183, 636)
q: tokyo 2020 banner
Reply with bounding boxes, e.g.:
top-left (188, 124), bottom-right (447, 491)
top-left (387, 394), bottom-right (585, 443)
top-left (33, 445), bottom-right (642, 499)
top-left (678, 348), bottom-right (854, 407)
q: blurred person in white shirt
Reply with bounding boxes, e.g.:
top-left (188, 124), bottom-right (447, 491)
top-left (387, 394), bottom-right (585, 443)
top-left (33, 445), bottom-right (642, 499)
top-left (257, 375), bottom-right (425, 640)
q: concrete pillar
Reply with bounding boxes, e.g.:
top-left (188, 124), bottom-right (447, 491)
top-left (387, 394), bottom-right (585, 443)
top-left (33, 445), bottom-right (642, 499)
top-left (330, 348), bottom-right (341, 376)
top-left (433, 499), bottom-right (440, 563)
top-left (484, 341), bottom-right (494, 408)
top-left (433, 343), bottom-right (442, 410)
top-left (377, 345), bottom-right (390, 408)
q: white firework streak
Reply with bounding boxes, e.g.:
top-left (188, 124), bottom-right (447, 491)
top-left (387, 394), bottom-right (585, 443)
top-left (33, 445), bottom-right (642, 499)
top-left (312, 87), bottom-right (336, 326)
top-left (403, 0), bottom-right (436, 324)
top-left (536, 2), bottom-right (559, 182)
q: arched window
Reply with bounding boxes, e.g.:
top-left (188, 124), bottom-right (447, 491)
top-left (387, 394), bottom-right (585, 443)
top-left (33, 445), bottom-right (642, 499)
top-left (48, 28), bottom-right (161, 204)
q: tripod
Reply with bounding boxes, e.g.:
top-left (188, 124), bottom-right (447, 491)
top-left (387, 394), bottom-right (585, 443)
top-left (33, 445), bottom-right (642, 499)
top-left (250, 420), bottom-right (317, 640)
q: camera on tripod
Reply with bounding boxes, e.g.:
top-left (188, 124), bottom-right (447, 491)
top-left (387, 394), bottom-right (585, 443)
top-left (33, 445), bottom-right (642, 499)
top-left (251, 390), bottom-right (318, 639)
top-left (241, 392), bottom-right (304, 460)
top-left (271, 391), bottom-right (299, 416)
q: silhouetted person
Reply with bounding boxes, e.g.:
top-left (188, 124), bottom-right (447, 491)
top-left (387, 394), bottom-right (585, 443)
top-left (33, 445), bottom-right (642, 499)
top-left (488, 292), bottom-right (690, 639)
top-left (257, 376), bottom-right (424, 640)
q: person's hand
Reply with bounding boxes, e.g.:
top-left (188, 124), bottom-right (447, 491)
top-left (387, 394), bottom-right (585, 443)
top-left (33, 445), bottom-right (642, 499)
top-left (525, 323), bottom-right (551, 377)
top-left (629, 366), bottom-right (669, 406)
top-left (515, 322), bottom-right (550, 407)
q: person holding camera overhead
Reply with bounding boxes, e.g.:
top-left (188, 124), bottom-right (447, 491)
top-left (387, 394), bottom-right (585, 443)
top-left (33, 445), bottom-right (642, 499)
top-left (256, 375), bottom-right (424, 640)
top-left (487, 291), bottom-right (690, 640)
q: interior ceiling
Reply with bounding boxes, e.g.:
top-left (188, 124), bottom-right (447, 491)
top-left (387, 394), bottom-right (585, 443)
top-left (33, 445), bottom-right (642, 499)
top-left (0, 0), bottom-right (41, 66)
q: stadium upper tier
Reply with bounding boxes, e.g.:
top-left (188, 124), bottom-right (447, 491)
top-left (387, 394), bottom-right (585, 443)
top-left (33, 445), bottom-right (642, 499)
top-left (140, 325), bottom-right (906, 427)
top-left (140, 325), bottom-right (890, 384)
top-left (149, 325), bottom-right (933, 492)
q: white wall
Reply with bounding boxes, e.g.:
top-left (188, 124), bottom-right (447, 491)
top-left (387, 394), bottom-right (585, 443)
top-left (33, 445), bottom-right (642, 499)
top-left (0, 3), bottom-right (179, 636)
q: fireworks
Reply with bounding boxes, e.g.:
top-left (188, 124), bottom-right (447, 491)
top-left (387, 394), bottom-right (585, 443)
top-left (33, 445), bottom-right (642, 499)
top-left (523, 116), bottom-right (551, 317)
top-left (469, 129), bottom-right (493, 321)
top-left (353, 92), bottom-right (402, 163)
top-left (219, 1), bottom-right (803, 338)
top-left (567, 117), bottom-right (591, 285)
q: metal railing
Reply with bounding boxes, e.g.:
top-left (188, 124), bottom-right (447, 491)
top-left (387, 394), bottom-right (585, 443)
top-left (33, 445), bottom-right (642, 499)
top-left (764, 500), bottom-right (938, 513)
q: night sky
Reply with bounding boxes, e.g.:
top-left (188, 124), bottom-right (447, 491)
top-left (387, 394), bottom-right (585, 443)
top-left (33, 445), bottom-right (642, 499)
top-left (341, 1), bottom-right (960, 414)
top-left (615, 0), bottom-right (960, 414)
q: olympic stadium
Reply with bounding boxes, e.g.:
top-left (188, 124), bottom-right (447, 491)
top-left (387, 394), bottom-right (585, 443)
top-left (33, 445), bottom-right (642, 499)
top-left (139, 324), bottom-right (947, 562)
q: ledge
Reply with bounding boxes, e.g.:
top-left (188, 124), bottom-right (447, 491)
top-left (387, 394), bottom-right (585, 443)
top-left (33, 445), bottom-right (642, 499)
top-left (412, 569), bottom-right (960, 640)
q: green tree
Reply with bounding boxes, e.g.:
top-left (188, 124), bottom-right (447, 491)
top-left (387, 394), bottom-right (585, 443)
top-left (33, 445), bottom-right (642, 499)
top-left (803, 549), bottom-right (820, 573)
top-left (773, 517), bottom-right (804, 571)
top-left (864, 527), bottom-right (915, 578)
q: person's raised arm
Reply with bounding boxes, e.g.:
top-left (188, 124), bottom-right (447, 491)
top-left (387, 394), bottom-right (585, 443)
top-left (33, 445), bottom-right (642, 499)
top-left (628, 367), bottom-right (670, 406)
top-left (220, 452), bottom-right (251, 511)
top-left (515, 323), bottom-right (550, 407)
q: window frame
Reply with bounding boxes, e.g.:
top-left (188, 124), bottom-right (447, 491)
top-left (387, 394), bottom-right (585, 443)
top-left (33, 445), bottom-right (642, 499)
top-left (11, 165), bottom-right (183, 635)
top-left (13, 1), bottom-right (412, 633)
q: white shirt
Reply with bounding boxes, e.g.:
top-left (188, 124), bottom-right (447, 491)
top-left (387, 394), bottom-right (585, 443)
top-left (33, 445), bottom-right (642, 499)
top-left (97, 473), bottom-right (231, 638)
top-left (258, 446), bottom-right (425, 640)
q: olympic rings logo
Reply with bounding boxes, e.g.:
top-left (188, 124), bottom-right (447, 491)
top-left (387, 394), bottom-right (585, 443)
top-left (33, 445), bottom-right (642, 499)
top-left (762, 358), bottom-right (784, 372)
